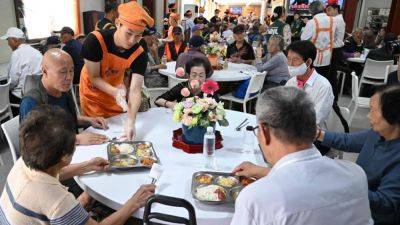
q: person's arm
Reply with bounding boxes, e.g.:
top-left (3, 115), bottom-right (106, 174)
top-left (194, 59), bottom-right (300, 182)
top-left (77, 116), bottom-right (108, 130)
top-left (59, 157), bottom-right (108, 181)
top-left (255, 54), bottom-right (282, 73)
top-left (317, 129), bottom-right (371, 153)
top-left (124, 74), bottom-right (143, 140)
top-left (300, 20), bottom-right (314, 41)
top-left (8, 53), bottom-right (21, 89)
top-left (86, 184), bottom-right (155, 225)
top-left (84, 59), bottom-right (119, 97)
top-left (154, 83), bottom-right (183, 108)
top-left (314, 83), bottom-right (334, 126)
top-left (368, 164), bottom-right (400, 215)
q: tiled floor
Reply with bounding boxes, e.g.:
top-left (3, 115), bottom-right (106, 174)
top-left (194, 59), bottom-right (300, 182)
top-left (0, 95), bottom-right (369, 188)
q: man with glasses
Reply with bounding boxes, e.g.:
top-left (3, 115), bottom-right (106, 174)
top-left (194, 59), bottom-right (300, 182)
top-left (230, 86), bottom-right (373, 225)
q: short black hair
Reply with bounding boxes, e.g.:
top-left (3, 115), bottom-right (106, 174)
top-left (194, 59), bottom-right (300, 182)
top-left (185, 57), bottom-right (213, 78)
top-left (20, 106), bottom-right (76, 171)
top-left (60, 26), bottom-right (74, 36)
top-left (233, 24), bottom-right (245, 34)
top-left (326, 4), bottom-right (340, 11)
top-left (375, 84), bottom-right (400, 125)
top-left (172, 26), bottom-right (183, 34)
top-left (105, 1), bottom-right (118, 13)
top-left (287, 40), bottom-right (317, 65)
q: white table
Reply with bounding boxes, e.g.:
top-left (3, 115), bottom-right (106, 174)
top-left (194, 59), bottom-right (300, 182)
top-left (72, 108), bottom-right (265, 225)
top-left (0, 62), bottom-right (9, 81)
top-left (159, 61), bottom-right (259, 87)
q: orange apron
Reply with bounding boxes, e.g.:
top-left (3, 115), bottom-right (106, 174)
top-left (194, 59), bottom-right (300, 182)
top-left (79, 31), bottom-right (144, 118)
top-left (311, 16), bottom-right (334, 66)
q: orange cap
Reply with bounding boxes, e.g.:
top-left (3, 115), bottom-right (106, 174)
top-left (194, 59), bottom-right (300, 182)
top-left (118, 1), bottom-right (154, 32)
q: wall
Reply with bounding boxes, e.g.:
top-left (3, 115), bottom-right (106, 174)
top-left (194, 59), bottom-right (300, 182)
top-left (0, 0), bottom-right (17, 63)
top-left (79, 0), bottom-right (105, 33)
top-left (357, 0), bottom-right (392, 28)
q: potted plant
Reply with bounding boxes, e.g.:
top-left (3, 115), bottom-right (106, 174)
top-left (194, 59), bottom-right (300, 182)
top-left (173, 80), bottom-right (229, 144)
top-left (204, 43), bottom-right (226, 69)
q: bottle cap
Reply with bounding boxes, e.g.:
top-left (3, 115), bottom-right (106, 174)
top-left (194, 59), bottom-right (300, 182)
top-left (207, 126), bottom-right (214, 132)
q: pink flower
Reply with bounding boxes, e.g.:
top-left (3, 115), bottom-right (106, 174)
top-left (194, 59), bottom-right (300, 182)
top-left (182, 115), bottom-right (193, 126)
top-left (175, 67), bottom-right (185, 77)
top-left (180, 87), bottom-right (190, 97)
top-left (201, 80), bottom-right (219, 95)
top-left (190, 79), bottom-right (200, 90)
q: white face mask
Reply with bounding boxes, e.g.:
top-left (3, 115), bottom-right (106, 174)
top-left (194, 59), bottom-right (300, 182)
top-left (288, 63), bottom-right (308, 77)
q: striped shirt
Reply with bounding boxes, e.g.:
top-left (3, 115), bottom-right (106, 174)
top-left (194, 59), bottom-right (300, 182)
top-left (0, 159), bottom-right (89, 225)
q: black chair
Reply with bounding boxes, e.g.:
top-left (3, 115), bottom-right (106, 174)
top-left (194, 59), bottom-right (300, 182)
top-left (143, 195), bottom-right (197, 225)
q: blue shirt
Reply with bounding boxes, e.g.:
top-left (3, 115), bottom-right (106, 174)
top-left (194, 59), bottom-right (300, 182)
top-left (322, 129), bottom-right (400, 225)
top-left (20, 94), bottom-right (68, 121)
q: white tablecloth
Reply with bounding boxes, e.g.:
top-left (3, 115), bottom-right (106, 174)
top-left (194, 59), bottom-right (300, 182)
top-left (158, 61), bottom-right (259, 82)
top-left (72, 108), bottom-right (265, 225)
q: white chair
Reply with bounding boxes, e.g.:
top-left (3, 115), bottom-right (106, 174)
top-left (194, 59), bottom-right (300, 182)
top-left (22, 74), bottom-right (41, 96)
top-left (0, 79), bottom-right (13, 122)
top-left (70, 84), bottom-right (81, 116)
top-left (326, 106), bottom-right (351, 159)
top-left (1, 116), bottom-right (19, 164)
top-left (348, 72), bottom-right (370, 126)
top-left (359, 59), bottom-right (393, 91)
top-left (147, 87), bottom-right (170, 108)
top-left (337, 70), bottom-right (348, 97)
top-left (386, 65), bottom-right (398, 75)
top-left (220, 72), bottom-right (267, 114)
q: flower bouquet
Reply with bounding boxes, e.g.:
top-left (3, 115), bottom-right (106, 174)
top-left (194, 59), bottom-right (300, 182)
top-left (173, 80), bottom-right (229, 144)
top-left (204, 43), bottom-right (227, 70)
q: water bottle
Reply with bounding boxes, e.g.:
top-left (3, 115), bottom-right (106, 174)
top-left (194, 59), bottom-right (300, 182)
top-left (161, 53), bottom-right (167, 65)
top-left (243, 126), bottom-right (254, 154)
top-left (203, 127), bottom-right (216, 169)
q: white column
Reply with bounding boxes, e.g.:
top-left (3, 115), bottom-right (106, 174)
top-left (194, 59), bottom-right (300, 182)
top-left (260, 0), bottom-right (266, 24)
top-left (136, 0), bottom-right (143, 5)
top-left (154, 0), bottom-right (165, 33)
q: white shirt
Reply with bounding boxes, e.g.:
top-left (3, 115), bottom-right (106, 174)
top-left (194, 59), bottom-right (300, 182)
top-left (301, 13), bottom-right (337, 67)
top-left (333, 14), bottom-right (346, 48)
top-left (285, 69), bottom-right (334, 128)
top-left (8, 44), bottom-right (42, 98)
top-left (231, 147), bottom-right (373, 225)
top-left (181, 17), bottom-right (195, 31)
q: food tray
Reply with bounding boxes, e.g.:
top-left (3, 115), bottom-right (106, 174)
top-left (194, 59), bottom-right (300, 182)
top-left (191, 171), bottom-right (255, 205)
top-left (107, 141), bottom-right (160, 170)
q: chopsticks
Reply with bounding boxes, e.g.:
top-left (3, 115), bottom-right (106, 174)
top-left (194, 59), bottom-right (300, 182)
top-left (235, 118), bottom-right (248, 131)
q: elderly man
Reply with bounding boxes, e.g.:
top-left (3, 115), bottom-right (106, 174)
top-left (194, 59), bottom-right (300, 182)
top-left (175, 36), bottom-right (212, 73)
top-left (20, 49), bottom-right (108, 146)
top-left (226, 24), bottom-right (255, 65)
top-left (230, 86), bottom-right (373, 225)
top-left (80, 1), bottom-right (153, 140)
top-left (60, 26), bottom-right (84, 85)
top-left (1, 27), bottom-right (42, 114)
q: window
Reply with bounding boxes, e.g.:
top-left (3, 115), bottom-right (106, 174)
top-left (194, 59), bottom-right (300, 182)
top-left (15, 0), bottom-right (80, 40)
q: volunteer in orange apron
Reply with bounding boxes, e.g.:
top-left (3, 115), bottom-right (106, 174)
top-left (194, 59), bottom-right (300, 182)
top-left (164, 26), bottom-right (187, 61)
top-left (80, 1), bottom-right (153, 140)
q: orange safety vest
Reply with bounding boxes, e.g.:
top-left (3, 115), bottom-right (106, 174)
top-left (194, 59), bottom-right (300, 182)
top-left (79, 31), bottom-right (144, 118)
top-left (165, 41), bottom-right (187, 61)
top-left (311, 16), bottom-right (334, 66)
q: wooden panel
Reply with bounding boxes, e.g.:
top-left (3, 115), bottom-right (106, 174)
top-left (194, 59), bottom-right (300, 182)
top-left (343, 0), bottom-right (359, 33)
top-left (387, 0), bottom-right (400, 35)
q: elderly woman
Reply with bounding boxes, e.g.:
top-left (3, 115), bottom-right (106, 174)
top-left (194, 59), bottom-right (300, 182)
top-left (0, 106), bottom-right (155, 225)
top-left (155, 57), bottom-right (213, 109)
top-left (255, 35), bottom-right (290, 90)
top-left (317, 84), bottom-right (400, 225)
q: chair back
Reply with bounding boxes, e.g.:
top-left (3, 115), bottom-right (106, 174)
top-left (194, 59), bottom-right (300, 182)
top-left (1, 116), bottom-right (20, 163)
top-left (244, 72), bottom-right (267, 100)
top-left (327, 107), bottom-right (350, 132)
top-left (0, 79), bottom-right (11, 113)
top-left (143, 195), bottom-right (197, 225)
top-left (362, 59), bottom-right (393, 82)
top-left (23, 75), bottom-right (42, 96)
top-left (351, 72), bottom-right (360, 102)
top-left (386, 65), bottom-right (398, 75)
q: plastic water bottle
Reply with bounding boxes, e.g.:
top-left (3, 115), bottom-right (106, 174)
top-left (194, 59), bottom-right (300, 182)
top-left (161, 53), bottom-right (167, 65)
top-left (203, 127), bottom-right (216, 169)
top-left (243, 126), bottom-right (254, 154)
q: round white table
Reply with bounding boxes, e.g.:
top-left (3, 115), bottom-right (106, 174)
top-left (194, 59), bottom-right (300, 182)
top-left (72, 108), bottom-right (265, 225)
top-left (158, 61), bottom-right (258, 86)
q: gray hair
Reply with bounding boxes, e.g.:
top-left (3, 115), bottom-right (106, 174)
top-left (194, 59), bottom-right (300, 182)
top-left (309, 1), bottom-right (324, 16)
top-left (256, 86), bottom-right (316, 144)
top-left (269, 35), bottom-right (284, 51)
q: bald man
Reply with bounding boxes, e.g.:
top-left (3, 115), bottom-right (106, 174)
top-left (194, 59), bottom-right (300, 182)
top-left (20, 49), bottom-right (109, 146)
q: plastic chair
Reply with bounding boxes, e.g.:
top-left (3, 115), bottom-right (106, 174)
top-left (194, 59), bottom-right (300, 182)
top-left (348, 72), bottom-right (370, 126)
top-left (143, 195), bottom-right (197, 225)
top-left (0, 79), bottom-right (13, 122)
top-left (326, 106), bottom-right (350, 159)
top-left (386, 65), bottom-right (398, 75)
top-left (220, 72), bottom-right (267, 113)
top-left (337, 70), bottom-right (348, 97)
top-left (70, 84), bottom-right (81, 116)
top-left (22, 74), bottom-right (42, 96)
top-left (1, 116), bottom-right (20, 164)
top-left (359, 59), bottom-right (393, 92)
